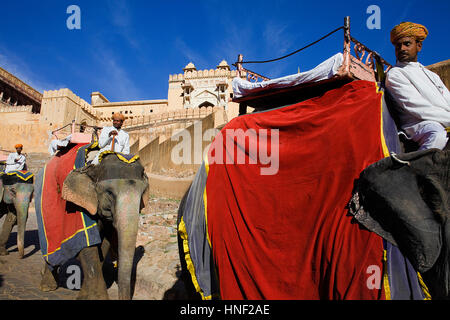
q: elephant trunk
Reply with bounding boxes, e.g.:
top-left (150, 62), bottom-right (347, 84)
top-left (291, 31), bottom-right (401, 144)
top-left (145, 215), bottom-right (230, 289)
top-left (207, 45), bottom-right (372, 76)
top-left (114, 191), bottom-right (141, 300)
top-left (14, 192), bottom-right (31, 258)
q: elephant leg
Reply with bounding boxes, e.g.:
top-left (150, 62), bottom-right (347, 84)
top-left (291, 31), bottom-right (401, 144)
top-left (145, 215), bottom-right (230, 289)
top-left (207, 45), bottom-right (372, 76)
top-left (99, 220), bottom-right (118, 263)
top-left (0, 211), bottom-right (17, 255)
top-left (39, 262), bottom-right (58, 292)
top-left (101, 238), bottom-right (111, 263)
top-left (77, 245), bottom-right (109, 300)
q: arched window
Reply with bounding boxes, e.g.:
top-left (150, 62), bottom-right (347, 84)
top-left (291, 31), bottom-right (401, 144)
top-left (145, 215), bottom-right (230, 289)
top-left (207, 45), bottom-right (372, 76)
top-left (198, 101), bottom-right (214, 108)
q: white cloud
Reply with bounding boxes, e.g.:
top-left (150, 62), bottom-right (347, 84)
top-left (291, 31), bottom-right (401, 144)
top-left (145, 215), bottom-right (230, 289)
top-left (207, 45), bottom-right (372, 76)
top-left (174, 37), bottom-right (208, 68)
top-left (0, 50), bottom-right (66, 92)
top-left (263, 21), bottom-right (295, 56)
top-left (93, 50), bottom-right (142, 101)
top-left (106, 0), bottom-right (140, 49)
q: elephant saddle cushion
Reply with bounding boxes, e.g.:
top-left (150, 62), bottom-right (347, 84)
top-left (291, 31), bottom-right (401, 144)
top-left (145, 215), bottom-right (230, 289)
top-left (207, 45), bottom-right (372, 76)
top-left (97, 150), bottom-right (139, 164)
top-left (35, 143), bottom-right (102, 267)
top-left (1, 170), bottom-right (34, 184)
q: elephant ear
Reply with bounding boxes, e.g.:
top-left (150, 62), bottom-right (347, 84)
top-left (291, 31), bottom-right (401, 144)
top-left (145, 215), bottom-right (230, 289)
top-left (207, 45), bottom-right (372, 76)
top-left (417, 174), bottom-right (448, 223)
top-left (62, 169), bottom-right (98, 215)
top-left (140, 174), bottom-right (150, 211)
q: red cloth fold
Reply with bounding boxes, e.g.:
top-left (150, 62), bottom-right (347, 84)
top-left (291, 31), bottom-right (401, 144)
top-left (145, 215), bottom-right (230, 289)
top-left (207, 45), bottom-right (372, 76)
top-left (41, 143), bottom-right (89, 258)
top-left (206, 80), bottom-right (387, 299)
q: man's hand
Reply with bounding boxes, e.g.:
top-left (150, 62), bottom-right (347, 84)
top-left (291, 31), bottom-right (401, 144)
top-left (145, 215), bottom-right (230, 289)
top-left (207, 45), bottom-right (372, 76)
top-left (109, 130), bottom-right (118, 137)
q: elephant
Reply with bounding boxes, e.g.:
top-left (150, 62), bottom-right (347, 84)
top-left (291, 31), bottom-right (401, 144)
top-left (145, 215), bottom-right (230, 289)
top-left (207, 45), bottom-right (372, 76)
top-left (0, 172), bottom-right (34, 258)
top-left (176, 189), bottom-right (202, 300)
top-left (38, 151), bottom-right (149, 300)
top-left (349, 148), bottom-right (450, 299)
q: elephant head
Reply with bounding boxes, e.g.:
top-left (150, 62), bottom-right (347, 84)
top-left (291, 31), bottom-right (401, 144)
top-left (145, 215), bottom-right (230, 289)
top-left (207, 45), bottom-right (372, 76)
top-left (61, 153), bottom-right (149, 299)
top-left (0, 173), bottom-right (34, 258)
top-left (349, 148), bottom-right (450, 299)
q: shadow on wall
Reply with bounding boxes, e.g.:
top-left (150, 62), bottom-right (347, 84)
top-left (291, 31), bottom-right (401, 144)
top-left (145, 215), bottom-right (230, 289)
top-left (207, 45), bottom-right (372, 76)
top-left (0, 274), bottom-right (3, 288)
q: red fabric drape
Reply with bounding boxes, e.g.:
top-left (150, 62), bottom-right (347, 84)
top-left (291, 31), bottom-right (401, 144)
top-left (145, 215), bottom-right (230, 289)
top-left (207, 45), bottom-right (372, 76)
top-left (41, 143), bottom-right (88, 256)
top-left (206, 80), bottom-right (387, 299)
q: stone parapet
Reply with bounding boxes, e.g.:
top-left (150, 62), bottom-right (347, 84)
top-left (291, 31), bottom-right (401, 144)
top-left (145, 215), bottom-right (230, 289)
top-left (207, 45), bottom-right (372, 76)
top-left (0, 104), bottom-right (33, 113)
top-left (121, 106), bottom-right (222, 131)
top-left (0, 67), bottom-right (42, 103)
top-left (169, 69), bottom-right (239, 82)
top-left (42, 88), bottom-right (96, 118)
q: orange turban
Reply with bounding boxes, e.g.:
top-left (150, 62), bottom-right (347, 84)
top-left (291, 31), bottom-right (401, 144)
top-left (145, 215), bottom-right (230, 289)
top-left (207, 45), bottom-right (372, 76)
top-left (112, 113), bottom-right (125, 121)
top-left (15, 144), bottom-right (23, 149)
top-left (390, 22), bottom-right (428, 44)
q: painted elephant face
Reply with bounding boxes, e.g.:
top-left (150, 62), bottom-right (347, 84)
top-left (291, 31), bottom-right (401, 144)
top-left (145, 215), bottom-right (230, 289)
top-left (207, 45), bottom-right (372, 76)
top-left (61, 154), bottom-right (149, 219)
top-left (350, 148), bottom-right (450, 298)
top-left (1, 175), bottom-right (34, 205)
top-left (0, 174), bottom-right (34, 258)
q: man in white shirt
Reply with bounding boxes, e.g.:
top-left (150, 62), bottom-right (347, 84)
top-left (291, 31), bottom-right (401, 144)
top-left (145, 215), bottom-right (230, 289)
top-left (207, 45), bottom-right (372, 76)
top-left (385, 22), bottom-right (450, 150)
top-left (48, 135), bottom-right (72, 156)
top-left (5, 144), bottom-right (27, 173)
top-left (92, 113), bottom-right (130, 164)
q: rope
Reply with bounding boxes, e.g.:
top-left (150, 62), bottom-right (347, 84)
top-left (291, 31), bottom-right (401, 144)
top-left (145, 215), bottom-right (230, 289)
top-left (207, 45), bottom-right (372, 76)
top-left (51, 122), bottom-right (102, 134)
top-left (51, 123), bottom-right (72, 134)
top-left (237, 26), bottom-right (344, 65)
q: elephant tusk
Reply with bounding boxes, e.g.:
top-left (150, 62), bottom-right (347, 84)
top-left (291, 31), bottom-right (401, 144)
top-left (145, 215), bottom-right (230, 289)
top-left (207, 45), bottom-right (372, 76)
top-left (390, 152), bottom-right (410, 166)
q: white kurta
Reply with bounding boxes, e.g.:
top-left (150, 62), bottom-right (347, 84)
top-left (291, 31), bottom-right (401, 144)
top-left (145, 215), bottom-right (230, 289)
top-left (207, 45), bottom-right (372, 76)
top-left (4, 152), bottom-right (26, 173)
top-left (385, 61), bottom-right (450, 128)
top-left (48, 135), bottom-right (72, 156)
top-left (385, 61), bottom-right (450, 149)
top-left (92, 126), bottom-right (130, 164)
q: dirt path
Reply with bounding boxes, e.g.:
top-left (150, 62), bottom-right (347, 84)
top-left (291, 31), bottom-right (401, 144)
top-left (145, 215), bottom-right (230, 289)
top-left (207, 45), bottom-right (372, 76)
top-left (0, 195), bottom-right (187, 300)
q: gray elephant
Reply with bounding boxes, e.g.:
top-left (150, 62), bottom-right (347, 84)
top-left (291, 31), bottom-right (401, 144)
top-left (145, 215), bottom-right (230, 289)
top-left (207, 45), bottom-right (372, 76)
top-left (349, 148), bottom-right (450, 299)
top-left (37, 152), bottom-right (148, 300)
top-left (0, 172), bottom-right (34, 258)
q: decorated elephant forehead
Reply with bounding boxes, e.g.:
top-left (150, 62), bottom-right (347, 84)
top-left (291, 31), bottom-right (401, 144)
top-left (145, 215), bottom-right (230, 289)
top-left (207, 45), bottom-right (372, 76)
top-left (8, 182), bottom-right (34, 193)
top-left (97, 151), bottom-right (139, 165)
top-left (91, 155), bottom-right (146, 182)
top-left (1, 171), bottom-right (34, 185)
top-left (96, 177), bottom-right (148, 192)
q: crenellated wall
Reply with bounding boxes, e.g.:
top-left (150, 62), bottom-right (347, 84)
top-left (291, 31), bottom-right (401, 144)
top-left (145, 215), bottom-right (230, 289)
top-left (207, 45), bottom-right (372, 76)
top-left (137, 111), bottom-right (221, 174)
top-left (93, 99), bottom-right (168, 120)
top-left (168, 68), bottom-right (240, 82)
top-left (40, 88), bottom-right (98, 127)
top-left (167, 61), bottom-right (244, 116)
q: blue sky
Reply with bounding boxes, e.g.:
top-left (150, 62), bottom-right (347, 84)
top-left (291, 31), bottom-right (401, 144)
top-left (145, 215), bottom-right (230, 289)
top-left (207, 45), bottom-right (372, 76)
top-left (0, 0), bottom-right (448, 103)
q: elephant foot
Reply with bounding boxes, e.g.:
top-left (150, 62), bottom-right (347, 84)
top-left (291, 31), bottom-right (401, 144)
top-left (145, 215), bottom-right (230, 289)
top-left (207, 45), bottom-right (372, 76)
top-left (76, 289), bottom-right (109, 300)
top-left (0, 246), bottom-right (9, 256)
top-left (39, 265), bottom-right (58, 292)
top-left (39, 280), bottom-right (58, 292)
top-left (77, 246), bottom-right (110, 300)
top-left (77, 281), bottom-right (109, 300)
